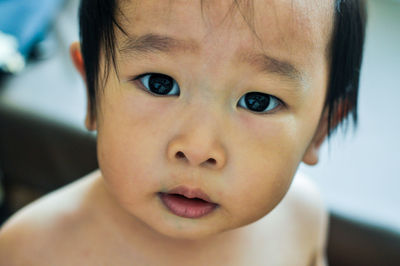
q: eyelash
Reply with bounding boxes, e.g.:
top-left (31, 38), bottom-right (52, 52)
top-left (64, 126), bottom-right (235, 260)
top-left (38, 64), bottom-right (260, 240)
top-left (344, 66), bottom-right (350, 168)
top-left (132, 73), bottom-right (284, 114)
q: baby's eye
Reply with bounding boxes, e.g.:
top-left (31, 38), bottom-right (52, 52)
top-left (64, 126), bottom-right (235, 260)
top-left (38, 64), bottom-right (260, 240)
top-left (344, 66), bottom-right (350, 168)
top-left (135, 73), bottom-right (180, 96)
top-left (237, 92), bottom-right (282, 114)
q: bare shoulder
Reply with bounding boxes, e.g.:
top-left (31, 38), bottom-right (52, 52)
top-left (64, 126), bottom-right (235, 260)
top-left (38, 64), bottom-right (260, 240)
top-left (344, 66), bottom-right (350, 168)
top-left (284, 172), bottom-right (329, 265)
top-left (0, 170), bottom-right (101, 266)
top-left (286, 172), bottom-right (328, 221)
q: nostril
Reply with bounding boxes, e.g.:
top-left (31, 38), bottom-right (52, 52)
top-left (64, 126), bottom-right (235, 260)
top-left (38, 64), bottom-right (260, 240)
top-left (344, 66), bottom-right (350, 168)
top-left (175, 151), bottom-right (186, 159)
top-left (174, 151), bottom-right (217, 166)
top-left (207, 158), bottom-right (216, 165)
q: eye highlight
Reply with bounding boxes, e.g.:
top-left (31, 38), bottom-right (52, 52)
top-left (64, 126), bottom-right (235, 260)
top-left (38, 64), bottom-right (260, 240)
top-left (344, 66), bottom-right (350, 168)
top-left (238, 92), bottom-right (282, 114)
top-left (134, 73), bottom-right (180, 96)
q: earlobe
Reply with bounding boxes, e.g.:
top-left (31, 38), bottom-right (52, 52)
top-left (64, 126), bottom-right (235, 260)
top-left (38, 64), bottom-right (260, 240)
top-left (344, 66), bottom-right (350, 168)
top-left (302, 110), bottom-right (328, 166)
top-left (302, 142), bottom-right (321, 166)
top-left (70, 42), bottom-right (97, 131)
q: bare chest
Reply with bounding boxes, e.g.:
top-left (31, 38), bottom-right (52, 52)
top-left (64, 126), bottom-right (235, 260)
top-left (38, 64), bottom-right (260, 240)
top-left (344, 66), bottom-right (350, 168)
top-left (50, 223), bottom-right (313, 266)
top-left (13, 222), bottom-right (314, 266)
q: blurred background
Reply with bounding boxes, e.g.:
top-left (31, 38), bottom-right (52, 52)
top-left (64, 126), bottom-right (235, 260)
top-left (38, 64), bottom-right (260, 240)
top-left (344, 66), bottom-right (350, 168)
top-left (0, 0), bottom-right (399, 265)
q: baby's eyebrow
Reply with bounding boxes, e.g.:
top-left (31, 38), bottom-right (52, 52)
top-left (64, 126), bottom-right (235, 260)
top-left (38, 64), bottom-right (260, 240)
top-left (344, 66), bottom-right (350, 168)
top-left (119, 33), bottom-right (200, 56)
top-left (119, 33), bottom-right (303, 83)
top-left (238, 52), bottom-right (303, 83)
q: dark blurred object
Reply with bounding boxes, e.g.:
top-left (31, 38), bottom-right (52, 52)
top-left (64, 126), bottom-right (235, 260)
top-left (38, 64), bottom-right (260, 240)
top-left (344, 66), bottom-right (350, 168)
top-left (0, 103), bottom-right (98, 215)
top-left (328, 212), bottom-right (400, 266)
top-left (0, 0), bottom-right (65, 74)
top-left (0, 71), bottom-right (11, 87)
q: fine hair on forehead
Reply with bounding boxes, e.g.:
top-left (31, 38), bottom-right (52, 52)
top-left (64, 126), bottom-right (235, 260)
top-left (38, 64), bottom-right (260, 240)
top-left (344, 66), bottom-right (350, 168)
top-left (78, 0), bottom-right (367, 137)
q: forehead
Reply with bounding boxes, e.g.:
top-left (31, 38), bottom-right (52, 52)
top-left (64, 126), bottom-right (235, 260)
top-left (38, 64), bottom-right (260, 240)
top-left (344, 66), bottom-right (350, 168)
top-left (116, 0), bottom-right (334, 77)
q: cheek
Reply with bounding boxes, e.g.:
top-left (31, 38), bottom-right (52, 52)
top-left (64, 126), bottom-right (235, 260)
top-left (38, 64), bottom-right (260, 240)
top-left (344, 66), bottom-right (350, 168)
top-left (219, 115), bottom-right (304, 223)
top-left (236, 112), bottom-right (308, 164)
top-left (96, 92), bottom-right (174, 203)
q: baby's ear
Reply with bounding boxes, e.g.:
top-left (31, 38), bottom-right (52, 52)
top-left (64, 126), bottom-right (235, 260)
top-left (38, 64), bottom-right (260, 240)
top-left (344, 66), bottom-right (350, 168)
top-left (302, 109), bottom-right (329, 165)
top-left (69, 42), bottom-right (97, 131)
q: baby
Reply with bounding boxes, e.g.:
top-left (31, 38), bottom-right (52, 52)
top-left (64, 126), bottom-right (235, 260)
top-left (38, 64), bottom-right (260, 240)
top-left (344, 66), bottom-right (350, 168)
top-left (0, 0), bottom-right (366, 265)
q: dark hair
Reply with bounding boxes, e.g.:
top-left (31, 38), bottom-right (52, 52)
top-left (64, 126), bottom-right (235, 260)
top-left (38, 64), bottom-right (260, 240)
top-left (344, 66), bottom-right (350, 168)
top-left (78, 0), bottom-right (367, 136)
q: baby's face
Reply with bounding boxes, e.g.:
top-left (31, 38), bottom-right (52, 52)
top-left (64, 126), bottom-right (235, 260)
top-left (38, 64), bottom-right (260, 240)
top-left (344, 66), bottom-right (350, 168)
top-left (93, 0), bottom-right (333, 239)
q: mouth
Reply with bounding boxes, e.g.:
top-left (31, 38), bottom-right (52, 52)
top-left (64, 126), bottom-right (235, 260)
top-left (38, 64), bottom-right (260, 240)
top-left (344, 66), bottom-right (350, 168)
top-left (158, 186), bottom-right (218, 219)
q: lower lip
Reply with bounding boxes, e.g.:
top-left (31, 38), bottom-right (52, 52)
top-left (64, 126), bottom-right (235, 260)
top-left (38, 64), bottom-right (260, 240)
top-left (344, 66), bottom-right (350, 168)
top-left (158, 193), bottom-right (218, 219)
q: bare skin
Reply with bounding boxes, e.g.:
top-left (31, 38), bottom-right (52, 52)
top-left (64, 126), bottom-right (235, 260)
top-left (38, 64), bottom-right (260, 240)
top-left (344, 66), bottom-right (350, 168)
top-left (0, 0), bottom-right (333, 265)
top-left (0, 171), bottom-right (327, 266)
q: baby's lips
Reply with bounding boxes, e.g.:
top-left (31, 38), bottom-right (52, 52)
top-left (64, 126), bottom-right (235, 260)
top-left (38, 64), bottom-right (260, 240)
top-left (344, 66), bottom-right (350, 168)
top-left (166, 186), bottom-right (215, 203)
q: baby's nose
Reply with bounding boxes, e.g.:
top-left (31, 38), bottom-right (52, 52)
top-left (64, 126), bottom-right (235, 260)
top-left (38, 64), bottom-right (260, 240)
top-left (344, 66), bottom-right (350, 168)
top-left (166, 133), bottom-right (227, 170)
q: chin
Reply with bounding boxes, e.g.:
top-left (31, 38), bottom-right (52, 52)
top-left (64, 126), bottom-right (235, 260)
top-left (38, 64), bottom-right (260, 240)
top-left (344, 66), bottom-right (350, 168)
top-left (150, 219), bottom-right (227, 241)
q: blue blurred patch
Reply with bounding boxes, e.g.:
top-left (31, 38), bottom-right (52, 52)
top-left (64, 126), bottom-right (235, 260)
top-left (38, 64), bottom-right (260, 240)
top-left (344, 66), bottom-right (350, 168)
top-left (0, 0), bottom-right (65, 72)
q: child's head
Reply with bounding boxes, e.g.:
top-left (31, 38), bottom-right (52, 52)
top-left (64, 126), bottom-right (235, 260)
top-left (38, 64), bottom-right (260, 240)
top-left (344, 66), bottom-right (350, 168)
top-left (71, 0), bottom-right (366, 239)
